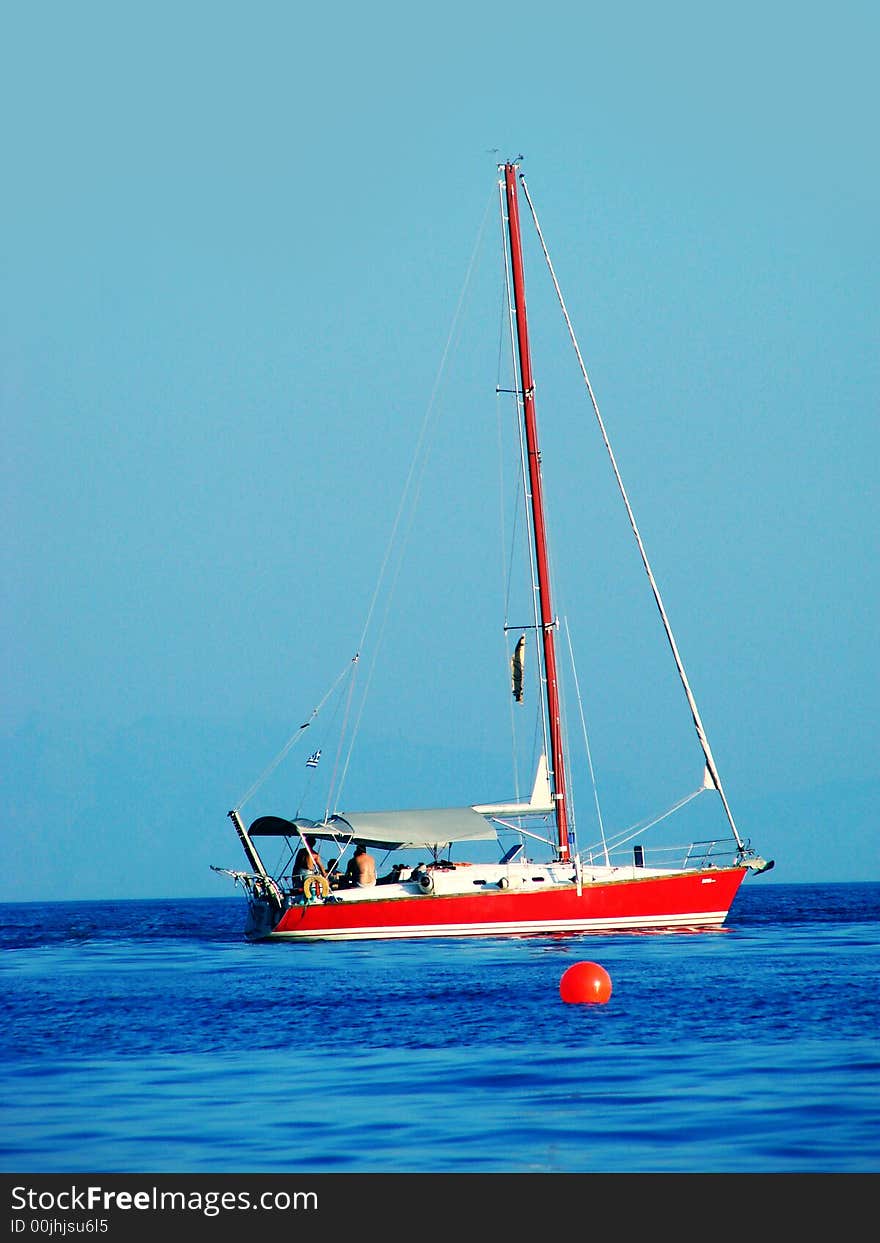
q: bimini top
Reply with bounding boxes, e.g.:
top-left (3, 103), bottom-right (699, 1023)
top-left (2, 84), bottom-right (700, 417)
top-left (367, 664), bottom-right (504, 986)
top-left (248, 807), bottom-right (497, 851)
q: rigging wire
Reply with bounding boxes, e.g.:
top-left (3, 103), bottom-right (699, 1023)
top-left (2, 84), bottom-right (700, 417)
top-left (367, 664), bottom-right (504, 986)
top-left (294, 656), bottom-right (356, 819)
top-left (495, 186), bottom-right (535, 809)
top-left (233, 654), bottom-right (358, 812)
top-left (563, 616), bottom-right (610, 866)
top-left (322, 656), bottom-right (361, 822)
top-left (578, 781), bottom-right (709, 861)
top-left (331, 187), bottom-right (497, 811)
top-left (495, 319), bottom-right (525, 807)
top-left (518, 172), bottom-right (746, 852)
top-left (553, 648), bottom-right (578, 860)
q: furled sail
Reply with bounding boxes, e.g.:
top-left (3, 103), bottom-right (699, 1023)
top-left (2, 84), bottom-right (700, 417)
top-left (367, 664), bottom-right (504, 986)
top-left (511, 634), bottom-right (526, 703)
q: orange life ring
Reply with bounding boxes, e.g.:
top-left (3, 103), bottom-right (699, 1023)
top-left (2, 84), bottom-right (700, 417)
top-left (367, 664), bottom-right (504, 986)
top-left (303, 875), bottom-right (330, 901)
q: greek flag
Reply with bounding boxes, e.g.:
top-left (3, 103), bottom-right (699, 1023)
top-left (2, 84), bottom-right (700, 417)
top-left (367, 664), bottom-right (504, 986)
top-left (306, 749), bottom-right (322, 769)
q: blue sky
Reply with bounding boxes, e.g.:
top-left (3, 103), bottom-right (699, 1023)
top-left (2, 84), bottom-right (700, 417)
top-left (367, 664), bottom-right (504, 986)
top-left (2, 2), bottom-right (877, 900)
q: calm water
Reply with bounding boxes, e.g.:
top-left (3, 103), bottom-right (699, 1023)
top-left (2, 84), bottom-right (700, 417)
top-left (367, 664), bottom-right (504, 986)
top-left (1, 883), bottom-right (877, 1174)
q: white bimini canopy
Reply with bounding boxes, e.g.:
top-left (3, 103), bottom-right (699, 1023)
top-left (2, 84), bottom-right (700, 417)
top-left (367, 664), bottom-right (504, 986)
top-left (325, 807), bottom-right (497, 850)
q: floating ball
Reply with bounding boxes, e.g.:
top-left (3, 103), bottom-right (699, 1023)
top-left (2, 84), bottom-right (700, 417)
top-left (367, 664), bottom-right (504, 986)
top-left (560, 961), bottom-right (612, 1004)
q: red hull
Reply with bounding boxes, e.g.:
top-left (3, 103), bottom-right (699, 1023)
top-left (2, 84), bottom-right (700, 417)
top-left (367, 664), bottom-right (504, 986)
top-left (255, 867), bottom-right (748, 942)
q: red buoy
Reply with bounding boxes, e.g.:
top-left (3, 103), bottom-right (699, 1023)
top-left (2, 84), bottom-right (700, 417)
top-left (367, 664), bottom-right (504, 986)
top-left (560, 961), bottom-right (612, 1004)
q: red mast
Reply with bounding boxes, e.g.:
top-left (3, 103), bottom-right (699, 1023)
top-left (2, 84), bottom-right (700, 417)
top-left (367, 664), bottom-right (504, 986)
top-left (503, 162), bottom-right (570, 861)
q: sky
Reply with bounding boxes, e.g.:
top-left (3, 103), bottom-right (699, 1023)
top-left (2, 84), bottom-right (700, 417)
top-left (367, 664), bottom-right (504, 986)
top-left (2, 1), bottom-right (877, 901)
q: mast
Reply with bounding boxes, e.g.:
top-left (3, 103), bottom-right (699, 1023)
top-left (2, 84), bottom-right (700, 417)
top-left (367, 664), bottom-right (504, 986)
top-left (502, 161), bottom-right (570, 861)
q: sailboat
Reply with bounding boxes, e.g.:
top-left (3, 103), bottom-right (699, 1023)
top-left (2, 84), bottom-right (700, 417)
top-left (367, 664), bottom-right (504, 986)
top-left (213, 160), bottom-right (773, 943)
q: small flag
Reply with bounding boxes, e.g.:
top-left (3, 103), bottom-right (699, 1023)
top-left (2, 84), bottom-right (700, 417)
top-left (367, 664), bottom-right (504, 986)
top-left (306, 749), bottom-right (322, 769)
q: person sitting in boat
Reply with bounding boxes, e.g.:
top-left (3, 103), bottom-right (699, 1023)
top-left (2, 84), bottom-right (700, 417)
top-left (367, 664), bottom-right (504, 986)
top-left (324, 858), bottom-right (344, 889)
top-left (378, 862), bottom-right (411, 885)
top-left (293, 835), bottom-right (326, 885)
top-left (345, 843), bottom-right (376, 888)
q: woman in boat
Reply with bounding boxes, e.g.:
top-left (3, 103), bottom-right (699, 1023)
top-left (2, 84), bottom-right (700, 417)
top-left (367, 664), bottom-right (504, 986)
top-left (293, 835), bottom-right (326, 884)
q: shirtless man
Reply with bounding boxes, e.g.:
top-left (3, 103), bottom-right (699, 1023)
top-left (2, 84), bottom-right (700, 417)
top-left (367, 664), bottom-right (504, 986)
top-left (346, 843), bottom-right (376, 888)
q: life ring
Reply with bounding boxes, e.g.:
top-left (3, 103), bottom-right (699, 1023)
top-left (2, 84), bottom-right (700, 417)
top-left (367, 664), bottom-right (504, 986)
top-left (303, 875), bottom-right (330, 901)
top-left (416, 870), bottom-right (434, 893)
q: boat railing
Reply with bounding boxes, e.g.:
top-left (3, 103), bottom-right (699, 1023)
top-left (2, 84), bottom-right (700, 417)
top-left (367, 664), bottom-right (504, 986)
top-left (211, 867), bottom-right (285, 905)
top-left (583, 840), bottom-right (743, 871)
top-left (680, 839), bottom-right (744, 869)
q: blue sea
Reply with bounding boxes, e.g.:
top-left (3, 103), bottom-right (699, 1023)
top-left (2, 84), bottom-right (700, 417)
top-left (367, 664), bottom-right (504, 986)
top-left (1, 883), bottom-right (878, 1177)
